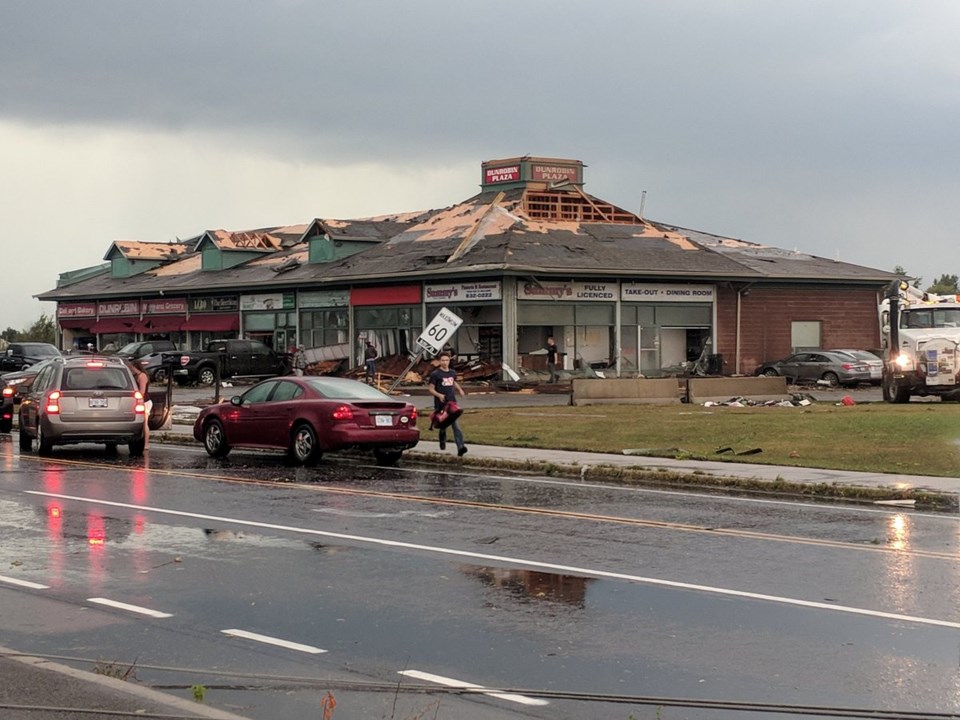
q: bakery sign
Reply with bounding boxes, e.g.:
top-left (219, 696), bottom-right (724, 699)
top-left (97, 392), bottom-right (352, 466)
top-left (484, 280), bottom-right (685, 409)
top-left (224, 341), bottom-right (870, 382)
top-left (517, 280), bottom-right (616, 301)
top-left (424, 281), bottom-right (502, 303)
top-left (57, 302), bottom-right (96, 318)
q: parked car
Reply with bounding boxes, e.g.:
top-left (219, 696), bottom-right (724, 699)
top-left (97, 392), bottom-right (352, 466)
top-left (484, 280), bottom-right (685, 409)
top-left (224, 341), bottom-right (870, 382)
top-left (142, 338), bottom-right (289, 385)
top-left (0, 358), bottom-right (62, 433)
top-left (193, 376), bottom-right (419, 466)
top-left (0, 342), bottom-right (62, 371)
top-left (755, 351), bottom-right (872, 387)
top-left (18, 355), bottom-right (147, 456)
top-left (831, 349), bottom-right (883, 385)
top-left (114, 339), bottom-right (178, 362)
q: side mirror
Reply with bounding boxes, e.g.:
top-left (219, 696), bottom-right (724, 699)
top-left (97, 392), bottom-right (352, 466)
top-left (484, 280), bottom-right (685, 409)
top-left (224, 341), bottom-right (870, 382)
top-left (230, 396), bottom-right (243, 406)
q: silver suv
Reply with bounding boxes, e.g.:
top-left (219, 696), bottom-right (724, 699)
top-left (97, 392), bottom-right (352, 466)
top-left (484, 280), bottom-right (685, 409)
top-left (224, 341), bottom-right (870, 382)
top-left (18, 356), bottom-right (146, 456)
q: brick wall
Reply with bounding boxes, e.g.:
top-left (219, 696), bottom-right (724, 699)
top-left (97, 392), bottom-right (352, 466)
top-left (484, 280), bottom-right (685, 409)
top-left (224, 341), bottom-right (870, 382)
top-left (715, 285), bottom-right (881, 375)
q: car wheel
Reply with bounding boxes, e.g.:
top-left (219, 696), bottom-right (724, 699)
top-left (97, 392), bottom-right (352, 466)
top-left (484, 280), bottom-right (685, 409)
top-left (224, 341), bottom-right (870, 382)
top-left (152, 368), bottom-right (168, 384)
top-left (20, 364), bottom-right (30, 371)
top-left (37, 424), bottom-right (53, 456)
top-left (761, 368), bottom-right (778, 377)
top-left (18, 422), bottom-right (31, 451)
top-left (289, 423), bottom-right (320, 465)
top-left (0, 417), bottom-right (11, 434)
top-left (128, 436), bottom-right (145, 456)
top-left (374, 449), bottom-right (403, 467)
top-left (203, 419), bottom-right (231, 458)
top-left (821, 372), bottom-right (840, 388)
top-left (198, 367), bottom-right (217, 386)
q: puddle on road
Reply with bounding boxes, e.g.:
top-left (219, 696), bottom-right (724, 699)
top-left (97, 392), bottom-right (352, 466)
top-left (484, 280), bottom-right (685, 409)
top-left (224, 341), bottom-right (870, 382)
top-left (465, 565), bottom-right (590, 608)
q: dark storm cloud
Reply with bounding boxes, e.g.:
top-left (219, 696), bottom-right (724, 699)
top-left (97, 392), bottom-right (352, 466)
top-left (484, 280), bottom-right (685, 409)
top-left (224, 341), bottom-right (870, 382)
top-left (2, 0), bottom-right (959, 289)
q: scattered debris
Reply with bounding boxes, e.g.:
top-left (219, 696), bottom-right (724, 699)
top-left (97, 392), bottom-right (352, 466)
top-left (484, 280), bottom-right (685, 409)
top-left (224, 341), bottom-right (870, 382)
top-left (703, 394), bottom-right (815, 408)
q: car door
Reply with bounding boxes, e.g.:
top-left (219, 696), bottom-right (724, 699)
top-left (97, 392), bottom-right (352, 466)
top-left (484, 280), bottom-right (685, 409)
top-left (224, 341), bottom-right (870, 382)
top-left (248, 341), bottom-right (275, 377)
top-left (228, 380), bottom-right (280, 446)
top-left (776, 354), bottom-right (805, 382)
top-left (264, 379), bottom-right (304, 446)
top-left (800, 353), bottom-right (829, 383)
top-left (19, 364), bottom-right (56, 436)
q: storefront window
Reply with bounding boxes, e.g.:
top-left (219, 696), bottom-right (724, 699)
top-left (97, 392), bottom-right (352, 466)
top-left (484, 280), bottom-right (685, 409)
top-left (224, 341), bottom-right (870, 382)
top-left (355, 305), bottom-right (420, 360)
top-left (517, 302), bottom-right (615, 376)
top-left (299, 309), bottom-right (349, 348)
top-left (620, 303), bottom-right (712, 377)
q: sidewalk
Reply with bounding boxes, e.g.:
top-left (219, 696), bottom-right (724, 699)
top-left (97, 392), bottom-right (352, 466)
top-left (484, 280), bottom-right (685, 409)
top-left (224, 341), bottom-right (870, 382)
top-left (158, 403), bottom-right (960, 511)
top-left (0, 645), bottom-right (251, 720)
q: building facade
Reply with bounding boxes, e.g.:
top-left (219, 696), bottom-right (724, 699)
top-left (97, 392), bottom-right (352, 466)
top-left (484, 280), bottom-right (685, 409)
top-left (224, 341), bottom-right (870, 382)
top-left (39, 157), bottom-right (894, 378)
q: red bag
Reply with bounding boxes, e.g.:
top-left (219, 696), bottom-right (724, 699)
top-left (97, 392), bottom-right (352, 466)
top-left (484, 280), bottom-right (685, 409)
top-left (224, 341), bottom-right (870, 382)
top-left (431, 401), bottom-right (463, 430)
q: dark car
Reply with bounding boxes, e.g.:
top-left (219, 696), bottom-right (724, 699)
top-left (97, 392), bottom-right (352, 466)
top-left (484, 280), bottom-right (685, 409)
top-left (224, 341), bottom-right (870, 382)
top-left (755, 351), bottom-right (872, 387)
top-left (114, 340), bottom-right (178, 362)
top-left (1, 342), bottom-right (62, 371)
top-left (0, 358), bottom-right (61, 433)
top-left (193, 376), bottom-right (419, 466)
top-left (18, 355), bottom-right (147, 456)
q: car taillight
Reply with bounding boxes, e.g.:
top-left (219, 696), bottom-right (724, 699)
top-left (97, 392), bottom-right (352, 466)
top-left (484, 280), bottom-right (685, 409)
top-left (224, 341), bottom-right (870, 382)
top-left (134, 390), bottom-right (145, 415)
top-left (86, 360), bottom-right (106, 368)
top-left (2, 387), bottom-right (12, 399)
top-left (45, 390), bottom-right (61, 414)
top-left (409, 407), bottom-right (418, 422)
top-left (331, 404), bottom-right (354, 421)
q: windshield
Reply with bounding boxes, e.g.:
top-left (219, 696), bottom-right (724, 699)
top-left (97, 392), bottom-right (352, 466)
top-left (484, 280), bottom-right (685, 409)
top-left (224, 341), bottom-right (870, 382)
top-left (901, 308), bottom-right (960, 329)
top-left (117, 342), bottom-right (143, 355)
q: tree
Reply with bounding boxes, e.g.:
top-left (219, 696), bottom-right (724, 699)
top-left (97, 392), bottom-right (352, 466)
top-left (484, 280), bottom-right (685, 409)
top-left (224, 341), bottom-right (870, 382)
top-left (21, 314), bottom-right (56, 344)
top-left (0, 327), bottom-right (19, 343)
top-left (927, 274), bottom-right (960, 296)
top-left (893, 265), bottom-right (921, 289)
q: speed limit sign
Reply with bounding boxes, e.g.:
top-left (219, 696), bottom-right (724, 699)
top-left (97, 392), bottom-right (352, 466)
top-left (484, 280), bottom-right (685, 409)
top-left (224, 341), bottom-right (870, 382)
top-left (416, 306), bottom-right (463, 355)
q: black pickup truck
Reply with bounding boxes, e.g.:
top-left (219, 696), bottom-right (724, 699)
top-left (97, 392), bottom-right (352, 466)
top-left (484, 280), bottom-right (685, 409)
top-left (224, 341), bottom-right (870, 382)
top-left (142, 339), bottom-right (290, 385)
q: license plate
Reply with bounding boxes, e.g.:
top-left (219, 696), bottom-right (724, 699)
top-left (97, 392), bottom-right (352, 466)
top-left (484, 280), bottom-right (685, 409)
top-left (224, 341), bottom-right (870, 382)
top-left (375, 415), bottom-right (393, 427)
top-left (89, 397), bottom-right (108, 408)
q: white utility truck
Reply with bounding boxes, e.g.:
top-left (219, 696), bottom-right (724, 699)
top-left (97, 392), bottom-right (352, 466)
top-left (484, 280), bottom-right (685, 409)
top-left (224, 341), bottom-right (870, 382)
top-left (880, 280), bottom-right (960, 402)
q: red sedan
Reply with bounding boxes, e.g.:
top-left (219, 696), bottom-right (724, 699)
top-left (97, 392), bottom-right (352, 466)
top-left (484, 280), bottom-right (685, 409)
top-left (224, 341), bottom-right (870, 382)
top-left (193, 376), bottom-right (419, 466)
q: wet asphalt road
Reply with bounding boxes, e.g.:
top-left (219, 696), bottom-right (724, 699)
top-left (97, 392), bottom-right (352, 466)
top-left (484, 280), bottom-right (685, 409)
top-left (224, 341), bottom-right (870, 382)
top-left (2, 437), bottom-right (960, 719)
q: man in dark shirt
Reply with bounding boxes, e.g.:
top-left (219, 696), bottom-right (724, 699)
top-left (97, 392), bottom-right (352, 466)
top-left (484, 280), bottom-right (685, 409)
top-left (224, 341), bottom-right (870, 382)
top-left (364, 341), bottom-right (378, 385)
top-left (427, 351), bottom-right (467, 456)
top-left (546, 336), bottom-right (559, 384)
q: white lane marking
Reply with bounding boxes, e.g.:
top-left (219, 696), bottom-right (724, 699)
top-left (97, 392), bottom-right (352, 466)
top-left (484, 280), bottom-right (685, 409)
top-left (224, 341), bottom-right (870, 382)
top-left (222, 629), bottom-right (326, 654)
top-left (30, 490), bottom-right (960, 630)
top-left (399, 669), bottom-right (549, 706)
top-left (87, 598), bottom-right (173, 618)
top-left (87, 597), bottom-right (173, 618)
top-left (0, 574), bottom-right (49, 590)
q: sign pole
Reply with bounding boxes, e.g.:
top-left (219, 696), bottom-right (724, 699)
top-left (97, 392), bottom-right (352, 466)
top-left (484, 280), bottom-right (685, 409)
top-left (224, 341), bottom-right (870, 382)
top-left (387, 348), bottom-right (426, 395)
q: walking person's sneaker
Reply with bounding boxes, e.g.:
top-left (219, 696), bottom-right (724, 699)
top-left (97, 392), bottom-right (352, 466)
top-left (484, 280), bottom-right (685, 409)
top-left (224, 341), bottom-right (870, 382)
top-left (457, 446), bottom-right (468, 457)
top-left (439, 438), bottom-right (446, 450)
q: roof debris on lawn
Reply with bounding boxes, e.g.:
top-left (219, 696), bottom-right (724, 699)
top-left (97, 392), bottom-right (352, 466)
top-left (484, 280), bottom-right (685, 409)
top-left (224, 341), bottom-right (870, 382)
top-left (702, 394), bottom-right (816, 408)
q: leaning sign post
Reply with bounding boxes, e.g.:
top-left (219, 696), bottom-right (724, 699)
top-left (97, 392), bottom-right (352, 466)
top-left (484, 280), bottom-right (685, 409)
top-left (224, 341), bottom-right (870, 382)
top-left (387, 307), bottom-right (464, 394)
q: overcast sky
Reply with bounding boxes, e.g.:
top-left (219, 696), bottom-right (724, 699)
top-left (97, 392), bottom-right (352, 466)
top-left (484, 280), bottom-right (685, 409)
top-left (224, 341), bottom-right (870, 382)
top-left (2, 1), bottom-right (958, 330)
